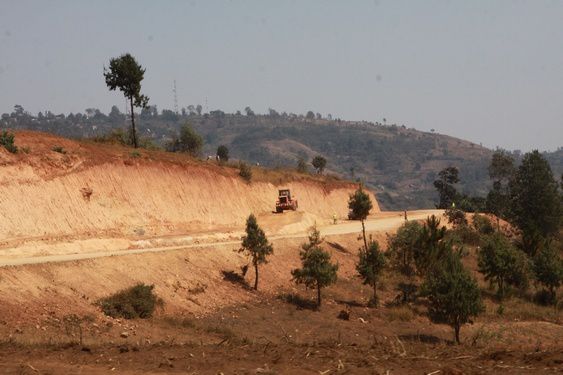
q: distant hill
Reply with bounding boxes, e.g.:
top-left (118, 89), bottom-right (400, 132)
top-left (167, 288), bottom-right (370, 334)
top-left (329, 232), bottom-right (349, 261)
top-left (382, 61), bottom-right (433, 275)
top-left (2, 105), bottom-right (561, 209)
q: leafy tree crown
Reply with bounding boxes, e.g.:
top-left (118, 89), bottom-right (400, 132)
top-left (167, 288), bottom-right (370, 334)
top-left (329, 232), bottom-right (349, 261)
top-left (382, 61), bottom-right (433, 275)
top-left (348, 185), bottom-right (373, 221)
top-left (104, 53), bottom-right (149, 107)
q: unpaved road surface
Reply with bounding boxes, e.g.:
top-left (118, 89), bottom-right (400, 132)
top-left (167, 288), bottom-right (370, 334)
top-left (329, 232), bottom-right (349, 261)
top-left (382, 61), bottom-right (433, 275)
top-left (0, 210), bottom-right (442, 267)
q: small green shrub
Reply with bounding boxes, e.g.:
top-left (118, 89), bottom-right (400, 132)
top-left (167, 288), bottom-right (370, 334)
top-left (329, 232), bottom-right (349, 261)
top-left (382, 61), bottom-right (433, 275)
top-left (533, 289), bottom-right (556, 306)
top-left (445, 207), bottom-right (467, 227)
top-left (473, 214), bottom-right (495, 235)
top-left (52, 145), bottom-right (67, 154)
top-left (0, 131), bottom-right (18, 153)
top-left (98, 283), bottom-right (162, 319)
top-left (239, 161), bottom-right (252, 182)
top-left (130, 150), bottom-right (141, 158)
top-left (92, 128), bottom-right (129, 145)
top-left (451, 224), bottom-right (481, 246)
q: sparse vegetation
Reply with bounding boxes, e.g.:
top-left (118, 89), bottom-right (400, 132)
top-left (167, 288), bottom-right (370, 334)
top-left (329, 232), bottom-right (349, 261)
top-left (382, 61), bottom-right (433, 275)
top-left (98, 283), bottom-right (161, 319)
top-left (238, 161), bottom-right (252, 182)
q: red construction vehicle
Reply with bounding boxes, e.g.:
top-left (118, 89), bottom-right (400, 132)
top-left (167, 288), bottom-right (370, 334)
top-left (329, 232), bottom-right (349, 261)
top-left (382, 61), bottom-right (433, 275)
top-left (275, 189), bottom-right (298, 213)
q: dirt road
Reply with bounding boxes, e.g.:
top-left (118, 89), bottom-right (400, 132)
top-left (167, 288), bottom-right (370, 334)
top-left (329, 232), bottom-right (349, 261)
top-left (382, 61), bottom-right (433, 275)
top-left (0, 210), bottom-right (441, 267)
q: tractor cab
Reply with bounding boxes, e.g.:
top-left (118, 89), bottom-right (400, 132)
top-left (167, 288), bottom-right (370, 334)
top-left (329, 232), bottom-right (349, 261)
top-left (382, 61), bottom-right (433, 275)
top-left (275, 189), bottom-right (298, 213)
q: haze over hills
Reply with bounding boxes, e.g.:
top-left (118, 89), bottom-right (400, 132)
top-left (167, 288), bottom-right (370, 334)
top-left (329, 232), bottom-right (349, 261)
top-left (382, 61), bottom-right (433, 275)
top-left (1, 105), bottom-right (561, 209)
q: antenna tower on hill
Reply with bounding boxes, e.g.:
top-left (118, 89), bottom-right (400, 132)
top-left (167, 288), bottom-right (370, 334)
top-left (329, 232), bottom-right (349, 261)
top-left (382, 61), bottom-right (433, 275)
top-left (173, 80), bottom-right (179, 114)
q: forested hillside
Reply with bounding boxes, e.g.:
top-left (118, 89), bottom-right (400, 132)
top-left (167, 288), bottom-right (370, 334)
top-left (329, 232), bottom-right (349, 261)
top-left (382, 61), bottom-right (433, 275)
top-left (2, 105), bottom-right (561, 209)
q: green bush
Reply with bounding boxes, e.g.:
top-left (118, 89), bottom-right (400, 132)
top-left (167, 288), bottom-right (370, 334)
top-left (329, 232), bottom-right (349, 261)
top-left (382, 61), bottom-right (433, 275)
top-left (0, 131), bottom-right (18, 153)
top-left (533, 244), bottom-right (563, 305)
top-left (52, 145), bottom-right (67, 154)
top-left (98, 283), bottom-right (161, 319)
top-left (445, 207), bottom-right (467, 227)
top-left (421, 250), bottom-right (484, 344)
top-left (92, 128), bottom-right (129, 145)
top-left (239, 161), bottom-right (252, 182)
top-left (478, 233), bottom-right (530, 298)
top-left (449, 224), bottom-right (481, 246)
top-left (472, 214), bottom-right (495, 235)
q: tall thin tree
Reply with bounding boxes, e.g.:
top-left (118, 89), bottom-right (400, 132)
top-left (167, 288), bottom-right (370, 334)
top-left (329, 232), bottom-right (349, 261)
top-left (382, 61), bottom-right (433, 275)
top-left (104, 53), bottom-right (149, 148)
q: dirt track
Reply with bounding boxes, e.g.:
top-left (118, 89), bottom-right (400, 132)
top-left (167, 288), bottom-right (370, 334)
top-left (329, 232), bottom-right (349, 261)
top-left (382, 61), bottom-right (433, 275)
top-left (0, 210), bottom-right (442, 267)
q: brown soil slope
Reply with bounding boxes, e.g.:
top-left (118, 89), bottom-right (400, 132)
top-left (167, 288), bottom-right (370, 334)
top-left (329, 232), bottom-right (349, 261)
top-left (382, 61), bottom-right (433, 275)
top-left (0, 131), bottom-right (379, 241)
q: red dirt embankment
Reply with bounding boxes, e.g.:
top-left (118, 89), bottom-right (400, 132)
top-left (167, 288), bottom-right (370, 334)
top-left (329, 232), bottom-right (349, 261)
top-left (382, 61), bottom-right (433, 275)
top-left (0, 131), bottom-right (379, 242)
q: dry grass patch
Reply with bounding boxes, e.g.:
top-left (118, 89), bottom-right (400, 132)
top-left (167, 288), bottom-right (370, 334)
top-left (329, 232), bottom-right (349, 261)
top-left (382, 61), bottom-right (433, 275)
top-left (384, 305), bottom-right (416, 322)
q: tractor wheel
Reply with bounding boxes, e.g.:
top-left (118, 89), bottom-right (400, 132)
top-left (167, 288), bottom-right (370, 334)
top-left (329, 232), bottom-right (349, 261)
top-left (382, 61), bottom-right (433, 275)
top-left (276, 207), bottom-right (283, 213)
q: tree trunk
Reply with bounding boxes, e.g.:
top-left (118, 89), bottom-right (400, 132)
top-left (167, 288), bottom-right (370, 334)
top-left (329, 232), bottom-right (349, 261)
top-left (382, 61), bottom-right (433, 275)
top-left (129, 97), bottom-right (138, 148)
top-left (361, 219), bottom-right (368, 251)
top-left (373, 281), bottom-right (377, 303)
top-left (254, 263), bottom-right (259, 290)
top-left (317, 284), bottom-right (322, 308)
top-left (454, 324), bottom-right (461, 345)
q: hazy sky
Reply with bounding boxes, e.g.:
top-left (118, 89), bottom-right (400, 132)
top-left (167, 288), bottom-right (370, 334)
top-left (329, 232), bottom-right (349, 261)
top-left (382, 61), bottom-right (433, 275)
top-left (1, 1), bottom-right (562, 151)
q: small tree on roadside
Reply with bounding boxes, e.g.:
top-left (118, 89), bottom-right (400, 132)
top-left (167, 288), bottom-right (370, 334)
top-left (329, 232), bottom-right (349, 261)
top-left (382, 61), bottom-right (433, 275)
top-left (291, 226), bottom-right (338, 308)
top-left (312, 155), bottom-right (327, 174)
top-left (103, 53), bottom-right (149, 148)
top-left (357, 240), bottom-right (386, 306)
top-left (239, 214), bottom-right (273, 290)
top-left (421, 250), bottom-right (484, 344)
top-left (348, 185), bottom-right (373, 251)
top-left (533, 243), bottom-right (563, 305)
top-left (216, 145), bottom-right (229, 162)
top-left (478, 233), bottom-right (530, 298)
